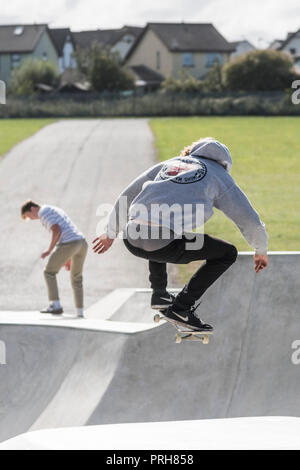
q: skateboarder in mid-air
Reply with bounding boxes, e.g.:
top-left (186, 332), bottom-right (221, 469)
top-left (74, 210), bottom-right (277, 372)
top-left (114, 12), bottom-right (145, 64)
top-left (93, 138), bottom-right (268, 331)
top-left (21, 201), bottom-right (88, 317)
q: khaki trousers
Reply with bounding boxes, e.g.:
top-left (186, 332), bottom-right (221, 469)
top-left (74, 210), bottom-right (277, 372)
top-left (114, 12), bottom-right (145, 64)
top-left (44, 238), bottom-right (88, 308)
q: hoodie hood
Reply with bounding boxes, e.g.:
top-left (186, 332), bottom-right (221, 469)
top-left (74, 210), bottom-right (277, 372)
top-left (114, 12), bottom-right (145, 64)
top-left (190, 139), bottom-right (232, 173)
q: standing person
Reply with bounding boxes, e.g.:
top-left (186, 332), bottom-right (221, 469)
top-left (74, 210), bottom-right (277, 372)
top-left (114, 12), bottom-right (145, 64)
top-left (93, 138), bottom-right (268, 331)
top-left (21, 201), bottom-right (88, 317)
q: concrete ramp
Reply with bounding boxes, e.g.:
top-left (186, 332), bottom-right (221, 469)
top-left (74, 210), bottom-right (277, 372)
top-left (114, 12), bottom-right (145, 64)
top-left (0, 253), bottom-right (299, 444)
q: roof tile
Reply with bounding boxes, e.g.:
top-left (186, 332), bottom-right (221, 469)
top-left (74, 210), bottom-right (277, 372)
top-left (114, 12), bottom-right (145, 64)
top-left (0, 24), bottom-right (47, 53)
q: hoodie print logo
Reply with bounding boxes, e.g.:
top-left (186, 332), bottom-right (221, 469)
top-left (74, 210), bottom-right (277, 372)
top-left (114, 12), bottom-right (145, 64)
top-left (158, 157), bottom-right (207, 184)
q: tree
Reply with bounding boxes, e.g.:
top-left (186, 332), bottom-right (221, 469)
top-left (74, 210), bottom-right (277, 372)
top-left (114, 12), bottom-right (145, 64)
top-left (75, 45), bottom-right (134, 92)
top-left (203, 62), bottom-right (224, 92)
top-left (223, 50), bottom-right (296, 91)
top-left (10, 59), bottom-right (58, 96)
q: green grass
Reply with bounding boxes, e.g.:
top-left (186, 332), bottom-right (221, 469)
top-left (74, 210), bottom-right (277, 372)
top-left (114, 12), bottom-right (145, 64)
top-left (150, 116), bottom-right (300, 251)
top-left (0, 119), bottom-right (56, 157)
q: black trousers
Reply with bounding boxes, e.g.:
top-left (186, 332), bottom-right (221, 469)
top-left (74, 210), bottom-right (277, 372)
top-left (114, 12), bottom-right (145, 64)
top-left (123, 234), bottom-right (238, 308)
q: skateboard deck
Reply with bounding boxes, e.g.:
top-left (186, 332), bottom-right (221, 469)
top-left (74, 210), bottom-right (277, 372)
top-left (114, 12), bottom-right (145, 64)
top-left (153, 310), bottom-right (213, 344)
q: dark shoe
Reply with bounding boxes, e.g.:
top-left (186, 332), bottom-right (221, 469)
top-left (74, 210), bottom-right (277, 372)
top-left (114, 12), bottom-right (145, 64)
top-left (151, 291), bottom-right (176, 310)
top-left (40, 305), bottom-right (64, 315)
top-left (162, 302), bottom-right (213, 331)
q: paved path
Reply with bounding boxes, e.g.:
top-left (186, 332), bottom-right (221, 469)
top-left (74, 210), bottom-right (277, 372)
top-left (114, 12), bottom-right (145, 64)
top-left (0, 119), bottom-right (176, 311)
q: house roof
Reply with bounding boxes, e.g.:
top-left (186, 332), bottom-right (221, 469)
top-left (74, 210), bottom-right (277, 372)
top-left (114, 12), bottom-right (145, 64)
top-left (111, 26), bottom-right (144, 46)
top-left (128, 65), bottom-right (165, 84)
top-left (0, 24), bottom-right (49, 53)
top-left (124, 22), bottom-right (235, 62)
top-left (269, 39), bottom-right (283, 50)
top-left (230, 40), bottom-right (255, 49)
top-left (48, 28), bottom-right (75, 55)
top-left (73, 25), bottom-right (143, 49)
top-left (72, 30), bottom-right (101, 49)
top-left (278, 28), bottom-right (300, 50)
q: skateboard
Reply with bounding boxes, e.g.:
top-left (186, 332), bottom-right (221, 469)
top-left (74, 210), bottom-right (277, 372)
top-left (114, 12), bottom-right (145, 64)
top-left (153, 310), bottom-right (213, 344)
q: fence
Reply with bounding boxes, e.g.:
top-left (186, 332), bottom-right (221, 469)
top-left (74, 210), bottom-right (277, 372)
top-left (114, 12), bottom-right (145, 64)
top-left (0, 90), bottom-right (299, 118)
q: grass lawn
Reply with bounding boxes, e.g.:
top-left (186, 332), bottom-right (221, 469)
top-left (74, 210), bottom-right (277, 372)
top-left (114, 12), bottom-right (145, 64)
top-left (150, 116), bottom-right (300, 252)
top-left (0, 119), bottom-right (56, 157)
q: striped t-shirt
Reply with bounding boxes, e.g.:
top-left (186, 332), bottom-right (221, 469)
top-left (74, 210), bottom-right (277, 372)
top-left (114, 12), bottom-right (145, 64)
top-left (38, 205), bottom-right (84, 244)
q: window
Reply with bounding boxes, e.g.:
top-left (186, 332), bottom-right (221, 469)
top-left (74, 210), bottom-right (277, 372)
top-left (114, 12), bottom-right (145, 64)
top-left (156, 51), bottom-right (161, 70)
top-left (14, 26), bottom-right (24, 36)
top-left (124, 35), bottom-right (134, 44)
top-left (11, 54), bottom-right (21, 68)
top-left (42, 52), bottom-right (48, 61)
top-left (290, 48), bottom-right (296, 55)
top-left (182, 53), bottom-right (194, 67)
top-left (206, 53), bottom-right (223, 68)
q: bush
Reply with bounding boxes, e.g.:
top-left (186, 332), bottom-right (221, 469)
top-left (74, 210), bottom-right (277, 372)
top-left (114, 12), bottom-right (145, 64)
top-left (162, 76), bottom-right (206, 93)
top-left (75, 45), bottom-right (134, 92)
top-left (9, 59), bottom-right (58, 96)
top-left (162, 62), bottom-right (225, 94)
top-left (223, 50), bottom-right (297, 91)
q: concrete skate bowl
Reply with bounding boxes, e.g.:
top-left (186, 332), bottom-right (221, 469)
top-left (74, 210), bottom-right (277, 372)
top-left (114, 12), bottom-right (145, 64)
top-left (0, 253), bottom-right (300, 443)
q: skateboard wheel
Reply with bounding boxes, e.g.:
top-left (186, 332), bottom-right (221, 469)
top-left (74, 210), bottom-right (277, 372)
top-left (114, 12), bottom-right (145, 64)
top-left (202, 335), bottom-right (210, 345)
top-left (175, 334), bottom-right (182, 344)
top-left (154, 314), bottom-right (161, 324)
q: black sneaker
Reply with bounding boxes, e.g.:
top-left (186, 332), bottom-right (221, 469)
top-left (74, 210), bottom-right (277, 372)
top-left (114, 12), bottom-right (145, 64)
top-left (162, 302), bottom-right (213, 332)
top-left (151, 291), bottom-right (176, 310)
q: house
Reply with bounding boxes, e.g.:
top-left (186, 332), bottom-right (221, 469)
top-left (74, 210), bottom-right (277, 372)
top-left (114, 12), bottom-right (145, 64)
top-left (48, 28), bottom-right (77, 73)
top-left (269, 39), bottom-right (284, 50)
top-left (269, 28), bottom-right (300, 72)
top-left (111, 26), bottom-right (144, 60)
top-left (128, 65), bottom-right (165, 92)
top-left (0, 24), bottom-right (59, 84)
top-left (230, 40), bottom-right (256, 60)
top-left (124, 22), bottom-right (235, 86)
top-left (73, 25), bottom-right (143, 60)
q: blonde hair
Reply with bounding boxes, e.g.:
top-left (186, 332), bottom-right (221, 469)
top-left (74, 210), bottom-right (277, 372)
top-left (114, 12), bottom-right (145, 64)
top-left (180, 137), bottom-right (215, 157)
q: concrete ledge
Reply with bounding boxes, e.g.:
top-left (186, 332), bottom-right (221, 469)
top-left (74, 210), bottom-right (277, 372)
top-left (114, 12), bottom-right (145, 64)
top-left (0, 311), bottom-right (157, 334)
top-left (86, 288), bottom-right (137, 320)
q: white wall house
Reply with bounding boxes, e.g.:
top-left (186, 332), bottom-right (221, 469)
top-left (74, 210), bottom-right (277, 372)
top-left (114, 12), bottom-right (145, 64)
top-left (73, 26), bottom-right (143, 62)
top-left (60, 33), bottom-right (76, 72)
top-left (269, 28), bottom-right (300, 72)
top-left (49, 28), bottom-right (76, 74)
top-left (111, 33), bottom-right (139, 60)
top-left (230, 40), bottom-right (256, 60)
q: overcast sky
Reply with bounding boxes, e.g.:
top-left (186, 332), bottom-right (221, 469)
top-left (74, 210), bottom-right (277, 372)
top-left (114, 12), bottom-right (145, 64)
top-left (0, 0), bottom-right (299, 47)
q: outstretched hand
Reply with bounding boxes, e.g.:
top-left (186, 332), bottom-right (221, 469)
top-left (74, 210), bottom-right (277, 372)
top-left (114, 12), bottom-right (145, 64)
top-left (41, 250), bottom-right (51, 259)
top-left (93, 234), bottom-right (114, 254)
top-left (254, 254), bottom-right (268, 273)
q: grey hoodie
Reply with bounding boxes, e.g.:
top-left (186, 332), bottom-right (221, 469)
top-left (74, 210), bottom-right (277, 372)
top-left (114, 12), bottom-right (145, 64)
top-left (105, 139), bottom-right (268, 254)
